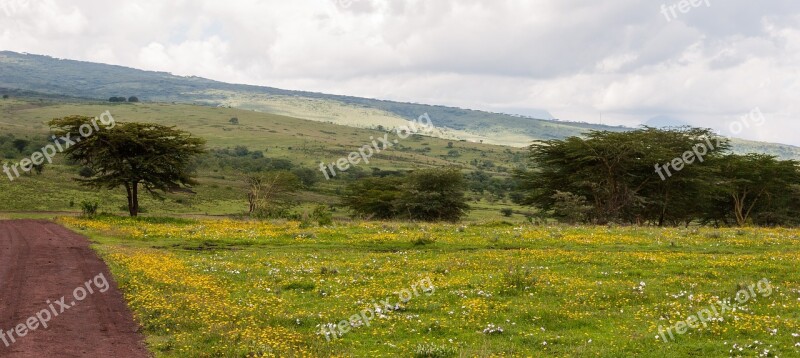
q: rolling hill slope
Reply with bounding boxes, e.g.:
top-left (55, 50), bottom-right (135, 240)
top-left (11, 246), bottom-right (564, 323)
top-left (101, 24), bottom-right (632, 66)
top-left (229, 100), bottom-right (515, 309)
top-left (0, 50), bottom-right (798, 159)
top-left (0, 51), bottom-right (627, 146)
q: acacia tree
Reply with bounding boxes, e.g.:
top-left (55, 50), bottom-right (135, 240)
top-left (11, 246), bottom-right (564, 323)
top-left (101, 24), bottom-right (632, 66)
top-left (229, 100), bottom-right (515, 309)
top-left (711, 154), bottom-right (800, 226)
top-left (342, 176), bottom-right (404, 220)
top-left (49, 116), bottom-right (206, 216)
top-left (399, 167), bottom-right (471, 222)
top-left (343, 168), bottom-right (471, 222)
top-left (514, 127), bottom-right (728, 225)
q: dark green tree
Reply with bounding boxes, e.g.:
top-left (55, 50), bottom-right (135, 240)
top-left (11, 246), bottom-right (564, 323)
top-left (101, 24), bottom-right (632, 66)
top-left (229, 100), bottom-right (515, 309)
top-left (292, 167), bottom-right (320, 188)
top-left (515, 127), bottom-right (728, 225)
top-left (49, 116), bottom-right (206, 216)
top-left (398, 167), bottom-right (471, 222)
top-left (343, 176), bottom-right (404, 220)
top-left (709, 154), bottom-right (800, 226)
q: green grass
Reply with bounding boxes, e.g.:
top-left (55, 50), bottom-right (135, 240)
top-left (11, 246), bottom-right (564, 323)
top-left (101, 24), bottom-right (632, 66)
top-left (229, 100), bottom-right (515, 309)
top-left (63, 216), bottom-right (800, 357)
top-left (0, 97), bottom-right (526, 221)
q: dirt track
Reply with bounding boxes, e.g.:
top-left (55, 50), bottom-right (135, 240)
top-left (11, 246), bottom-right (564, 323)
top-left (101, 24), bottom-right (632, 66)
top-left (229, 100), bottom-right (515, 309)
top-left (0, 220), bottom-right (149, 357)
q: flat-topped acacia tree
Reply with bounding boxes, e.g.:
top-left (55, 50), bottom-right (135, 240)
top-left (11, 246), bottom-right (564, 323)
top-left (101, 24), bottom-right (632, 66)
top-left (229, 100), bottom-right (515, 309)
top-left (49, 116), bottom-right (206, 216)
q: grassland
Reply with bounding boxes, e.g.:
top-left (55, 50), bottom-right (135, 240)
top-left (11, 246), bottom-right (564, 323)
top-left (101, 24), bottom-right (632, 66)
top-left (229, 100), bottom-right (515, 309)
top-left (60, 216), bottom-right (800, 357)
top-left (0, 97), bottom-right (526, 220)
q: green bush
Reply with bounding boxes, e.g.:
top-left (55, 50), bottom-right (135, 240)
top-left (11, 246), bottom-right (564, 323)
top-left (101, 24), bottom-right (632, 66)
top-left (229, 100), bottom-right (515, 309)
top-left (80, 201), bottom-right (99, 217)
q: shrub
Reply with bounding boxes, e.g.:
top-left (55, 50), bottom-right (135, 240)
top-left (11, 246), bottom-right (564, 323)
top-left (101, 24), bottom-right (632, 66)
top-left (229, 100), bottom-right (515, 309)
top-left (312, 205), bottom-right (333, 226)
top-left (551, 191), bottom-right (592, 224)
top-left (80, 201), bottom-right (99, 217)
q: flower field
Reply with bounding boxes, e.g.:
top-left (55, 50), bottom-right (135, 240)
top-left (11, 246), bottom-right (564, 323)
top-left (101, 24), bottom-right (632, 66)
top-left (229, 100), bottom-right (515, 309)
top-left (60, 216), bottom-right (800, 357)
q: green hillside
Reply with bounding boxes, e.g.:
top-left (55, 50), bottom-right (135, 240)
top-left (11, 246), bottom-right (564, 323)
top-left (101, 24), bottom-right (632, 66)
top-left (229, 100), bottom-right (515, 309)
top-left (0, 51), bottom-right (628, 146)
top-left (0, 95), bottom-right (526, 219)
top-left (2, 51), bottom-right (798, 159)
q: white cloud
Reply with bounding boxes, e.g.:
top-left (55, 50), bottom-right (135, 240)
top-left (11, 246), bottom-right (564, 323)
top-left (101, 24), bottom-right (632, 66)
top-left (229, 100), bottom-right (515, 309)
top-left (0, 0), bottom-right (798, 145)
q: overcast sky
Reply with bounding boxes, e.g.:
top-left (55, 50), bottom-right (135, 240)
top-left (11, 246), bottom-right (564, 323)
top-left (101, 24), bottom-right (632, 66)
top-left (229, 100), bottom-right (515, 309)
top-left (1, 0), bottom-right (798, 145)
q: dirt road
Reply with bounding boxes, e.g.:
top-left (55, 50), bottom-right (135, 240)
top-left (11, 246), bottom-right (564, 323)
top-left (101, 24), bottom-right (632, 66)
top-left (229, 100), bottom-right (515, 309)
top-left (0, 220), bottom-right (149, 357)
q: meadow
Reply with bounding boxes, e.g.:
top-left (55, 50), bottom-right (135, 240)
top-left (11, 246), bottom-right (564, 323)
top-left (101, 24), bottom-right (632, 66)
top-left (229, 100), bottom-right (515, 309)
top-left (0, 97), bottom-right (526, 220)
top-left (60, 216), bottom-right (800, 357)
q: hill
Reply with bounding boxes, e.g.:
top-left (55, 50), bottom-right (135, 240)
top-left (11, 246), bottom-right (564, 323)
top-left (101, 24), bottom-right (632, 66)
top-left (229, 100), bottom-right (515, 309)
top-left (0, 51), bottom-right (633, 146)
top-left (0, 95), bottom-right (526, 219)
top-left (1, 50), bottom-right (798, 160)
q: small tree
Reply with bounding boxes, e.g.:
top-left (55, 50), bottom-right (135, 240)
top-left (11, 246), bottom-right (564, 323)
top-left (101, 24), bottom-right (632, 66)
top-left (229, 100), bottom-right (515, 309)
top-left (292, 167), bottom-right (320, 188)
top-left (399, 167), bottom-right (471, 222)
top-left (343, 177), bottom-right (404, 220)
top-left (80, 201), bottom-right (99, 217)
top-left (246, 171), bottom-right (300, 217)
top-left (128, 96), bottom-right (140, 103)
top-left (50, 116), bottom-right (206, 217)
top-left (2, 94), bottom-right (8, 99)
top-left (712, 154), bottom-right (800, 226)
top-left (229, 117), bottom-right (239, 125)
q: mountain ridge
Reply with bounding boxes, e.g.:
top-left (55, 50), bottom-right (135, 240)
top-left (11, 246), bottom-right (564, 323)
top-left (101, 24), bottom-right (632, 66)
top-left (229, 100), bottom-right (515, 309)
top-left (1, 50), bottom-right (798, 160)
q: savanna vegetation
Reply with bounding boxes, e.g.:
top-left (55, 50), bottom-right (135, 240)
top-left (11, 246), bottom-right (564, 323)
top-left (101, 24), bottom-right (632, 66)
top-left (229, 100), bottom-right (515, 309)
top-left (514, 127), bottom-right (800, 227)
top-left (2, 94), bottom-right (800, 357)
top-left (60, 216), bottom-right (800, 357)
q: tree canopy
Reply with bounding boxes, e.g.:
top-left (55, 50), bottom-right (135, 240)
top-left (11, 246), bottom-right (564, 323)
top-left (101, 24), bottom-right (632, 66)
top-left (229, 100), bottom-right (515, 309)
top-left (343, 167), bottom-right (471, 222)
top-left (514, 127), bottom-right (800, 226)
top-left (49, 116), bottom-right (206, 216)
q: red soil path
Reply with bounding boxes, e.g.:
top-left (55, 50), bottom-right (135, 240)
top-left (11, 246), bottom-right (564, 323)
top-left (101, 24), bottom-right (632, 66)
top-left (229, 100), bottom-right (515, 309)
top-left (0, 220), bottom-right (149, 357)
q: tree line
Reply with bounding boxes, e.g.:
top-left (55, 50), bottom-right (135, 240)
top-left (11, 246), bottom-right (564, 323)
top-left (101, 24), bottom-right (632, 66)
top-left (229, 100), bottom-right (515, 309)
top-left (513, 127), bottom-right (800, 226)
top-left (44, 114), bottom-right (800, 226)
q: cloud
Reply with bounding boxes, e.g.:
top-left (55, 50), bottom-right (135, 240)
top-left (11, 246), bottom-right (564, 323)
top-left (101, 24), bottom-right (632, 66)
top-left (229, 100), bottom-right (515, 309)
top-left (0, 0), bottom-right (798, 145)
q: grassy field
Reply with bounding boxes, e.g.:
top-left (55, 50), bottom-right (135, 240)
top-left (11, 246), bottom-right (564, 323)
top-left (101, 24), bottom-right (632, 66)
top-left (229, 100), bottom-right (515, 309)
top-left (0, 97), bottom-right (526, 220)
top-left (60, 216), bottom-right (800, 357)
top-left (0, 98), bottom-right (524, 171)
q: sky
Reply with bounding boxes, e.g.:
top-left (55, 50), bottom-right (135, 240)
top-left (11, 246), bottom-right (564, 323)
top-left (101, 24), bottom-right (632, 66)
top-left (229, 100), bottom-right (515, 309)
top-left (0, 0), bottom-right (799, 145)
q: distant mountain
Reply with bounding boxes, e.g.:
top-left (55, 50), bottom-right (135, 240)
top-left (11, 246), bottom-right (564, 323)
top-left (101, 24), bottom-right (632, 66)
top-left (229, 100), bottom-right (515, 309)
top-left (0, 51), bottom-right (798, 159)
top-left (0, 51), bottom-right (627, 146)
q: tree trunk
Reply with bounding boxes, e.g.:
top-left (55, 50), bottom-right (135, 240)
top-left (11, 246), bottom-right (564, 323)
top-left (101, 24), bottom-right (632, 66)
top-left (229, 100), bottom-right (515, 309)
top-left (125, 183), bottom-right (134, 216)
top-left (125, 181), bottom-right (140, 217)
top-left (131, 182), bottom-right (139, 217)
